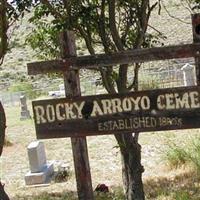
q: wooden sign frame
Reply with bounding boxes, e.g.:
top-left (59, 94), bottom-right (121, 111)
top-left (33, 86), bottom-right (200, 139)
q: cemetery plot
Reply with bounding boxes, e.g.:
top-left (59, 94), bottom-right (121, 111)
top-left (33, 86), bottom-right (200, 139)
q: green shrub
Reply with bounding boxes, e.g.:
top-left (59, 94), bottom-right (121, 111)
top-left (164, 144), bottom-right (188, 168)
top-left (174, 191), bottom-right (190, 200)
top-left (139, 74), bottom-right (160, 90)
top-left (186, 137), bottom-right (200, 171)
top-left (164, 136), bottom-right (200, 171)
top-left (8, 82), bottom-right (39, 99)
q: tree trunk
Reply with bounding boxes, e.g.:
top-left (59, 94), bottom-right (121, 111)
top-left (0, 182), bottom-right (9, 200)
top-left (115, 133), bottom-right (145, 200)
top-left (0, 101), bottom-right (6, 157)
top-left (0, 101), bottom-right (9, 200)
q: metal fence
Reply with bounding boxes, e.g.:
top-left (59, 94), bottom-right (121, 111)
top-left (0, 59), bottom-right (196, 107)
top-left (138, 59), bottom-right (196, 90)
top-left (0, 91), bottom-right (23, 107)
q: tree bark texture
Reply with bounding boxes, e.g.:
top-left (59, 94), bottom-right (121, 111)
top-left (0, 182), bottom-right (9, 200)
top-left (0, 0), bottom-right (8, 64)
top-left (0, 101), bottom-right (9, 200)
top-left (115, 133), bottom-right (145, 200)
top-left (0, 101), bottom-right (6, 156)
top-left (114, 61), bottom-right (144, 200)
top-left (60, 31), bottom-right (94, 200)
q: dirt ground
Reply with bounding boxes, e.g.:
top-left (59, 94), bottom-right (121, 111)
top-left (1, 105), bottom-right (199, 199)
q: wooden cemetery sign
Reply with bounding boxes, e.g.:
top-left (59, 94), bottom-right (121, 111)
top-left (27, 14), bottom-right (200, 200)
top-left (33, 86), bottom-right (200, 139)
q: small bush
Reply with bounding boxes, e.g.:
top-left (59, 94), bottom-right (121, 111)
top-left (164, 144), bottom-right (188, 168)
top-left (140, 79), bottom-right (160, 90)
top-left (186, 137), bottom-right (200, 171)
top-left (9, 82), bottom-right (39, 99)
top-left (174, 191), bottom-right (190, 200)
top-left (164, 136), bottom-right (200, 171)
top-left (139, 74), bottom-right (160, 90)
top-left (54, 170), bottom-right (70, 183)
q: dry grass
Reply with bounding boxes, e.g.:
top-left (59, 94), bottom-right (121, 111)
top-left (9, 170), bottom-right (200, 200)
top-left (145, 169), bottom-right (200, 200)
top-left (1, 104), bottom-right (200, 199)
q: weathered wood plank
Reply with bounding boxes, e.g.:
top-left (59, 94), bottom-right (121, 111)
top-left (32, 85), bottom-right (200, 138)
top-left (28, 43), bottom-right (200, 75)
top-left (60, 31), bottom-right (94, 200)
top-left (33, 112), bottom-right (200, 138)
top-left (192, 14), bottom-right (200, 85)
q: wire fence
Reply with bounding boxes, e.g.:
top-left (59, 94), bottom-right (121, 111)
top-left (0, 92), bottom-right (23, 107)
top-left (0, 58), bottom-right (197, 107)
top-left (139, 58), bottom-right (196, 89)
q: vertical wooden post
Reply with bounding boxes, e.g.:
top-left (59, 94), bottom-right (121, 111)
top-left (192, 14), bottom-right (200, 85)
top-left (60, 31), bottom-right (94, 200)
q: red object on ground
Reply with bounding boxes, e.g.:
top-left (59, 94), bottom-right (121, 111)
top-left (95, 184), bottom-right (109, 193)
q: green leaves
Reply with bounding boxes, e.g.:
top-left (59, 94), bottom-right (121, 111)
top-left (3, 0), bottom-right (166, 93)
top-left (26, 20), bottom-right (60, 59)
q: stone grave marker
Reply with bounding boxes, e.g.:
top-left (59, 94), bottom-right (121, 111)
top-left (181, 63), bottom-right (197, 86)
top-left (20, 95), bottom-right (31, 120)
top-left (25, 141), bottom-right (54, 185)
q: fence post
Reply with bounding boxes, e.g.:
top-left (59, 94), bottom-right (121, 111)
top-left (192, 14), bottom-right (200, 85)
top-left (181, 63), bottom-right (196, 86)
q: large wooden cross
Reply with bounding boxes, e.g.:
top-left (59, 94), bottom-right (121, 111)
top-left (27, 14), bottom-right (200, 200)
top-left (30, 31), bottom-right (94, 200)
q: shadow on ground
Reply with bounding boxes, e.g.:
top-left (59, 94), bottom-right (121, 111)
top-left (12, 171), bottom-right (200, 200)
top-left (13, 189), bottom-right (124, 200)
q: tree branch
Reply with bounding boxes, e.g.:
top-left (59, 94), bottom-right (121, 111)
top-left (134, 0), bottom-right (149, 48)
top-left (97, 0), bottom-right (115, 54)
top-left (147, 2), bottom-right (158, 21)
top-left (121, 11), bottom-right (133, 46)
top-left (62, 0), bottom-right (69, 10)
top-left (116, 64), bottom-right (129, 92)
top-left (40, 0), bottom-right (63, 19)
top-left (100, 68), bottom-right (116, 94)
top-left (161, 0), bottom-right (190, 24)
top-left (77, 26), bottom-right (95, 55)
top-left (108, 0), bottom-right (129, 92)
top-left (108, 0), bottom-right (124, 51)
top-left (127, 63), bottom-right (140, 91)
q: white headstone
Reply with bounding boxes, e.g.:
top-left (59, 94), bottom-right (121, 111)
top-left (25, 141), bottom-right (54, 185)
top-left (27, 141), bottom-right (47, 173)
top-left (25, 163), bottom-right (54, 185)
top-left (181, 63), bottom-right (196, 86)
